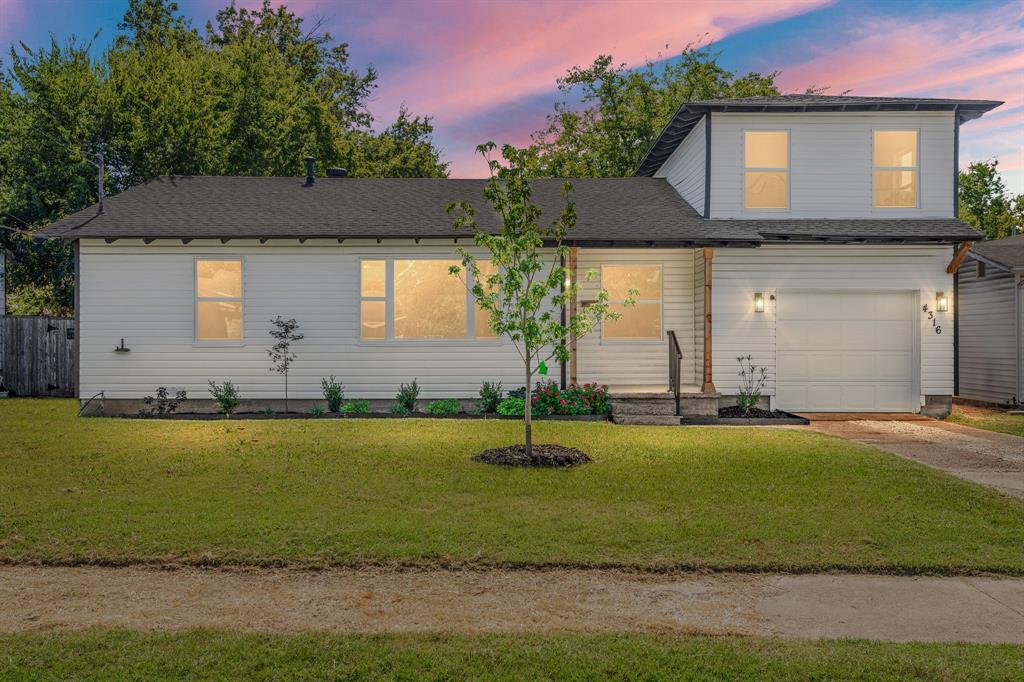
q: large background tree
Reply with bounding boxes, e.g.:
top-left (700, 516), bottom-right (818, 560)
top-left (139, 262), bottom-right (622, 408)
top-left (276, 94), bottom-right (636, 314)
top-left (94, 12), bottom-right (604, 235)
top-left (0, 0), bottom-right (448, 314)
top-left (958, 160), bottom-right (1023, 240)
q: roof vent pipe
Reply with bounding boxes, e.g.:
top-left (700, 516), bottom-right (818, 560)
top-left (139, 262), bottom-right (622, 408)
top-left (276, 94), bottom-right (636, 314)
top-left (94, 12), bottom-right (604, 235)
top-left (326, 167), bottom-right (348, 178)
top-left (303, 156), bottom-right (315, 186)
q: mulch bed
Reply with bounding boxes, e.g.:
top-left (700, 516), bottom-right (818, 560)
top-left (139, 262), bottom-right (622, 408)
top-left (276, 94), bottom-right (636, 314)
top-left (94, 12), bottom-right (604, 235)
top-left (472, 444), bottom-right (592, 468)
top-left (719, 406), bottom-right (794, 419)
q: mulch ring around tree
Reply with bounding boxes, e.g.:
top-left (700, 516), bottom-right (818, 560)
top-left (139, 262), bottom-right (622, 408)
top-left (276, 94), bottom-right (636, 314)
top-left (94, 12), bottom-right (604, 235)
top-left (472, 444), bottom-right (592, 468)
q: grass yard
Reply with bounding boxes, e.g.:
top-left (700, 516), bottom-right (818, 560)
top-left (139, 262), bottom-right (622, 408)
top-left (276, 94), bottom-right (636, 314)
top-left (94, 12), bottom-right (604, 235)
top-left (947, 403), bottom-right (1024, 437)
top-left (2, 630), bottom-right (1022, 681)
top-left (2, 399), bottom-right (1023, 574)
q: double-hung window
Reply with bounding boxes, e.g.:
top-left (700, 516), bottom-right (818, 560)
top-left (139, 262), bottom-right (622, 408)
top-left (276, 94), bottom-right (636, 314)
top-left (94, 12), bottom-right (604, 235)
top-left (195, 258), bottom-right (243, 341)
top-left (873, 130), bottom-right (918, 208)
top-left (359, 258), bottom-right (498, 341)
top-left (744, 130), bottom-right (789, 209)
top-left (601, 264), bottom-right (663, 341)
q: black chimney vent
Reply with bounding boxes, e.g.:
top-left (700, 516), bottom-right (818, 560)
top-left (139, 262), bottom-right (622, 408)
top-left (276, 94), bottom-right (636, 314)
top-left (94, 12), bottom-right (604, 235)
top-left (303, 156), bottom-right (315, 186)
top-left (326, 167), bottom-right (348, 178)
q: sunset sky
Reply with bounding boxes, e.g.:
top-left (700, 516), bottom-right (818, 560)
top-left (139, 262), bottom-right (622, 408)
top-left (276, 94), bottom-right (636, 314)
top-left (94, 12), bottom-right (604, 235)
top-left (1, 0), bottom-right (1021, 189)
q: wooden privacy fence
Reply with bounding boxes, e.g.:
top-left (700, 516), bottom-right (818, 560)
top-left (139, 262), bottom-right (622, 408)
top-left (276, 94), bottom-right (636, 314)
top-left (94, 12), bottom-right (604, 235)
top-left (0, 316), bottom-right (76, 397)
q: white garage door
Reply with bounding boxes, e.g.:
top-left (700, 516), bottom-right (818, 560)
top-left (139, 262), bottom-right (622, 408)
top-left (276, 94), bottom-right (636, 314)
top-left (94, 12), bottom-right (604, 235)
top-left (776, 291), bottom-right (916, 412)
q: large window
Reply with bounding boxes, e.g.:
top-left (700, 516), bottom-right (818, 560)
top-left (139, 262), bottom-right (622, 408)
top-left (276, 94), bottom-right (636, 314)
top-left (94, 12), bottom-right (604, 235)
top-left (601, 265), bottom-right (662, 341)
top-left (195, 259), bottom-right (243, 341)
top-left (360, 258), bottom-right (497, 341)
top-left (744, 130), bottom-right (789, 209)
top-left (873, 130), bottom-right (918, 208)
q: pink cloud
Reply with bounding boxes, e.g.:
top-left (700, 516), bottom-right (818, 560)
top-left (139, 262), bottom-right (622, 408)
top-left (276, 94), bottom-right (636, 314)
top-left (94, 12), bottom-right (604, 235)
top-left (0, 0), bottom-right (26, 46)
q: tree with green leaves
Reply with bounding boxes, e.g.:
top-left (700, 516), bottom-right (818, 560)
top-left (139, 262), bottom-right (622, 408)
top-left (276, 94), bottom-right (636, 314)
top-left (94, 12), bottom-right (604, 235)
top-left (447, 143), bottom-right (625, 461)
top-left (959, 159), bottom-right (1023, 240)
top-left (529, 43), bottom-right (783, 178)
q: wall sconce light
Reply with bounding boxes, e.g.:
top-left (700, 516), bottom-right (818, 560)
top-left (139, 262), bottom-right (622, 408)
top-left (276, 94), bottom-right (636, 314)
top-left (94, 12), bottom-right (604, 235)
top-left (754, 292), bottom-right (765, 313)
top-left (936, 291), bottom-right (949, 312)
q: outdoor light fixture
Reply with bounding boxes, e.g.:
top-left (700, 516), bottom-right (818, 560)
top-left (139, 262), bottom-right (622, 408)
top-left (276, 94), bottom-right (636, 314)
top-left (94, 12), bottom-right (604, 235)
top-left (936, 291), bottom-right (949, 312)
top-left (754, 292), bottom-right (765, 313)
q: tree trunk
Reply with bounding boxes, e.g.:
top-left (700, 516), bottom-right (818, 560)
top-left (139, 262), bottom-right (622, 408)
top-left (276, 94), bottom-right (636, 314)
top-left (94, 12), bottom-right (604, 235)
top-left (524, 363), bottom-right (533, 461)
top-left (284, 371), bottom-right (289, 414)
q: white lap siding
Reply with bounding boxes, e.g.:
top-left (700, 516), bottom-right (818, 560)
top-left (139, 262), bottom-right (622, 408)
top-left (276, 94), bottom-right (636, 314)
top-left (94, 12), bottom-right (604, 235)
top-left (655, 116), bottom-right (706, 216)
top-left (79, 239), bottom-right (539, 400)
top-left (575, 248), bottom-right (697, 389)
top-left (711, 245), bottom-right (955, 407)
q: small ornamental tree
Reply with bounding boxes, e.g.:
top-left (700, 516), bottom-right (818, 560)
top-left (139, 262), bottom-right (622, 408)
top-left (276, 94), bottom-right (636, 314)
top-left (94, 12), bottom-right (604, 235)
top-left (268, 316), bottom-right (304, 413)
top-left (447, 142), bottom-right (629, 461)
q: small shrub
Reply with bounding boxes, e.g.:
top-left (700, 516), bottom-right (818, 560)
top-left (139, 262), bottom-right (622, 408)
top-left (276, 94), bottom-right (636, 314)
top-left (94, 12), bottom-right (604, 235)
top-left (139, 387), bottom-right (187, 417)
top-left (394, 379), bottom-right (420, 414)
top-left (208, 380), bottom-right (241, 417)
top-left (321, 375), bottom-right (344, 412)
top-left (308, 405), bottom-right (325, 416)
top-left (578, 382), bottom-right (610, 415)
top-left (260, 407), bottom-right (275, 415)
top-left (507, 386), bottom-right (526, 400)
top-left (736, 355), bottom-right (768, 414)
top-left (497, 397), bottom-right (525, 416)
top-left (426, 399), bottom-right (461, 415)
top-left (341, 399), bottom-right (370, 414)
top-left (477, 381), bottom-right (504, 413)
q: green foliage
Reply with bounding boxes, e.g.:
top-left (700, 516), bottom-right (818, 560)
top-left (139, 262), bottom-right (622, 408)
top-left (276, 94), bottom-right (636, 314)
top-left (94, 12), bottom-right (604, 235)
top-left (529, 43), bottom-right (782, 178)
top-left (138, 387), bottom-right (187, 417)
top-left (497, 397), bottom-right (526, 416)
top-left (268, 316), bottom-right (303, 413)
top-left (320, 375), bottom-right (344, 412)
top-left (958, 160), bottom-right (1023, 240)
top-left (0, 0), bottom-right (447, 314)
top-left (260, 407), bottom-right (275, 415)
top-left (207, 380), bottom-right (240, 416)
top-left (340, 399), bottom-right (370, 415)
top-left (530, 382), bottom-right (609, 416)
top-left (736, 355), bottom-right (768, 414)
top-left (307, 405), bottom-right (324, 416)
top-left (477, 381), bottom-right (504, 413)
top-left (393, 379), bottom-right (420, 414)
top-left (425, 399), bottom-right (461, 415)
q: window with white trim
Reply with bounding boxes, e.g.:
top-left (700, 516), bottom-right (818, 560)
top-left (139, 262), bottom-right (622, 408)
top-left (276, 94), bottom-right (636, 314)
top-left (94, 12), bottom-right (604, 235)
top-left (601, 264), bottom-right (662, 341)
top-left (359, 258), bottom-right (497, 341)
top-left (873, 130), bottom-right (918, 208)
top-left (744, 130), bottom-right (789, 209)
top-left (195, 258), bottom-right (243, 341)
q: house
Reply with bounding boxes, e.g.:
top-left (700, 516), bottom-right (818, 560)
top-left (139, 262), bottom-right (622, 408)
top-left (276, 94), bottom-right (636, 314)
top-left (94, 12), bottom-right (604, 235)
top-left (954, 234), bottom-right (1024, 406)
top-left (37, 95), bottom-right (1001, 418)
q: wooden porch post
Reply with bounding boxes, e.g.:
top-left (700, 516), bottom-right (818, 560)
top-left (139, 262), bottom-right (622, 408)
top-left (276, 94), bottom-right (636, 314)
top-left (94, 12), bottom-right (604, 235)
top-left (568, 246), bottom-right (579, 385)
top-left (701, 247), bottom-right (716, 393)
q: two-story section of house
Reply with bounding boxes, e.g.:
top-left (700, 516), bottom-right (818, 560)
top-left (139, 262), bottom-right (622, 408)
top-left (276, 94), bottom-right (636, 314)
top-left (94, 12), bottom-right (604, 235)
top-left (39, 95), bottom-right (999, 418)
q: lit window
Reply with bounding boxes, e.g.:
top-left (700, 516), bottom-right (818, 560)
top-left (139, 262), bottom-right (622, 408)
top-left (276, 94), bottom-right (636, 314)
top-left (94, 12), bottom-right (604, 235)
top-left (196, 259), bottom-right (243, 341)
top-left (873, 130), bottom-right (917, 208)
top-left (360, 260), bottom-right (386, 340)
top-left (473, 260), bottom-right (499, 339)
top-left (602, 265), bottom-right (662, 340)
top-left (744, 131), bottom-right (788, 209)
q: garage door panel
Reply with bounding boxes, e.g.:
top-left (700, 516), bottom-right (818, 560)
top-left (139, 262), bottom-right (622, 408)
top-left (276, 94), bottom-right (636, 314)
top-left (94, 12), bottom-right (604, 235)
top-left (776, 291), bottom-right (916, 412)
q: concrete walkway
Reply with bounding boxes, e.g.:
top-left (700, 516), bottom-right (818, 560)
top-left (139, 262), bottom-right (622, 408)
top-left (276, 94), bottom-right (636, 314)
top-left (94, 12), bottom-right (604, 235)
top-left (811, 419), bottom-right (1024, 498)
top-left (1, 566), bottom-right (1023, 643)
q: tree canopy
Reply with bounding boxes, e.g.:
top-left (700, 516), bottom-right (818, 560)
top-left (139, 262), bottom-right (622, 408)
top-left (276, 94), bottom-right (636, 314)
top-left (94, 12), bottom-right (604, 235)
top-left (958, 160), bottom-right (1023, 241)
top-left (0, 0), bottom-right (448, 314)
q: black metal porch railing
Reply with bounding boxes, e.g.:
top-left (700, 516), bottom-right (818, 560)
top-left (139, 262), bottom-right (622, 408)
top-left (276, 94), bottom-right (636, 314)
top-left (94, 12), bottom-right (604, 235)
top-left (667, 330), bottom-right (682, 416)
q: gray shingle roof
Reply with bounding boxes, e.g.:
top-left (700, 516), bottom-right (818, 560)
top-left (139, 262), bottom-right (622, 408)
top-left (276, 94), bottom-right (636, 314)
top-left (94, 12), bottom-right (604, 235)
top-left (970, 234), bottom-right (1024, 270)
top-left (36, 175), bottom-right (980, 245)
top-left (635, 94), bottom-right (1003, 177)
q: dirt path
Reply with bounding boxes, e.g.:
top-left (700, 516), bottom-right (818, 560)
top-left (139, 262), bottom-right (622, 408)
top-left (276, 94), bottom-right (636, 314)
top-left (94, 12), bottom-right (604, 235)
top-left (811, 419), bottom-right (1024, 498)
top-left (2, 566), bottom-right (1023, 643)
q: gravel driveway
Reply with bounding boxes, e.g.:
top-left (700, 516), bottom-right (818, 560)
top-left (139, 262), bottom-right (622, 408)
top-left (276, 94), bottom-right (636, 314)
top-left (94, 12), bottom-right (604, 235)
top-left (811, 419), bottom-right (1024, 498)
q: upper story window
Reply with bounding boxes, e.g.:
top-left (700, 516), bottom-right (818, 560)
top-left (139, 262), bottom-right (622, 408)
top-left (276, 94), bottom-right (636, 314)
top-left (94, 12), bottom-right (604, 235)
top-left (196, 258), bottom-right (243, 341)
top-left (744, 130), bottom-right (789, 209)
top-left (873, 130), bottom-right (918, 208)
top-left (360, 258), bottom-right (497, 341)
top-left (601, 264), bottom-right (663, 341)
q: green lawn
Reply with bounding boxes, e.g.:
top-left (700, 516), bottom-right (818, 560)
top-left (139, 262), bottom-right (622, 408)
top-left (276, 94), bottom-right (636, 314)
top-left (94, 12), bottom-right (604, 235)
top-left (2, 630), bottom-right (1022, 681)
top-left (2, 399), bottom-right (1023, 574)
top-left (947, 404), bottom-right (1024, 437)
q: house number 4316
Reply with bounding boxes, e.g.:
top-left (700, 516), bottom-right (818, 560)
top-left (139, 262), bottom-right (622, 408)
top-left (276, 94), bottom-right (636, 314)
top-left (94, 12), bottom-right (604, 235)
top-left (921, 304), bottom-right (942, 334)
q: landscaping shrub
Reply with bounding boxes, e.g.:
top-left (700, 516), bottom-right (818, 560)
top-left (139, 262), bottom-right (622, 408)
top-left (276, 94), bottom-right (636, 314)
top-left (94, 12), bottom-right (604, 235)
top-left (425, 399), bottom-right (461, 415)
top-left (321, 375), bottom-right (344, 412)
top-left (207, 380), bottom-right (241, 417)
top-left (736, 355), bottom-right (768, 415)
top-left (341, 399), bottom-right (370, 415)
top-left (477, 381), bottom-right (504, 413)
top-left (577, 383), bottom-right (610, 415)
top-left (138, 387), bottom-right (187, 417)
top-left (530, 382), bottom-right (610, 416)
top-left (260, 407), bottom-right (275, 415)
top-left (497, 397), bottom-right (525, 416)
top-left (392, 379), bottom-right (420, 414)
top-left (507, 386), bottom-right (526, 400)
top-left (308, 405), bottom-right (325, 416)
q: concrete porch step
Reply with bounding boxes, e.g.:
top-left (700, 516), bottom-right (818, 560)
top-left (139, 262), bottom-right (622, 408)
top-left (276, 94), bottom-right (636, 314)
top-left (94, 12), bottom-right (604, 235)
top-left (611, 414), bottom-right (682, 426)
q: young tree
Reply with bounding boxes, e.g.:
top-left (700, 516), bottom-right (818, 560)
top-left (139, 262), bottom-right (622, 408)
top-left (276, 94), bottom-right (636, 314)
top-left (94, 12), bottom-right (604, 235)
top-left (447, 143), bottom-right (627, 460)
top-left (959, 160), bottom-right (1023, 240)
top-left (268, 316), bottom-right (303, 413)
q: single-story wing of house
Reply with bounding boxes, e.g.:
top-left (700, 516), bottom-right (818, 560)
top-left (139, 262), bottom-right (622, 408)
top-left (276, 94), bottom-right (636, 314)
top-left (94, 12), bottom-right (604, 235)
top-left (37, 95), bottom-right (1002, 418)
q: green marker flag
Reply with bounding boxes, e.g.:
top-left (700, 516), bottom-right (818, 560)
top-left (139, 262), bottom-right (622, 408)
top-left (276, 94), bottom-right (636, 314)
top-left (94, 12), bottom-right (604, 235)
top-left (538, 361), bottom-right (548, 376)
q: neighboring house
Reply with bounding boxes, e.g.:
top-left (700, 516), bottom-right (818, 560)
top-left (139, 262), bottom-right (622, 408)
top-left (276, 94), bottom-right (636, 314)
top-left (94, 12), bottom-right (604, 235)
top-left (38, 95), bottom-right (1001, 417)
top-left (955, 234), bottom-right (1024, 406)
